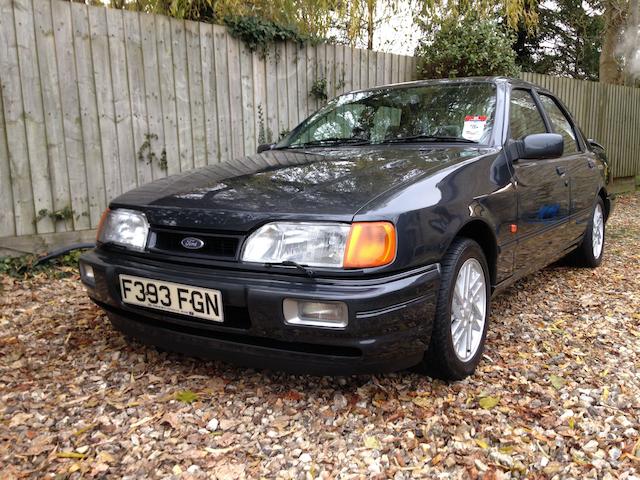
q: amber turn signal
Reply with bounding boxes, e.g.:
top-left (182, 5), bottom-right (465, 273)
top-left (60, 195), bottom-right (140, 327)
top-left (343, 222), bottom-right (396, 269)
top-left (96, 208), bottom-right (111, 242)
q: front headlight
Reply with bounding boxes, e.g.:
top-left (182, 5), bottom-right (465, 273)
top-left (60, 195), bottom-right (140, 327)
top-left (241, 222), bottom-right (351, 268)
top-left (97, 208), bottom-right (149, 251)
top-left (241, 221), bottom-right (396, 269)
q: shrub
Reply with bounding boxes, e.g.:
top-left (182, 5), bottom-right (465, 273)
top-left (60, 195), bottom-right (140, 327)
top-left (415, 17), bottom-right (520, 79)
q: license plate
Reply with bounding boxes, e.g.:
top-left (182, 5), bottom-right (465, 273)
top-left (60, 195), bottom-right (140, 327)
top-left (119, 274), bottom-right (223, 322)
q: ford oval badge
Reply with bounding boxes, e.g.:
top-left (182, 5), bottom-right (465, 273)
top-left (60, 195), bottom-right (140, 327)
top-left (181, 237), bottom-right (205, 250)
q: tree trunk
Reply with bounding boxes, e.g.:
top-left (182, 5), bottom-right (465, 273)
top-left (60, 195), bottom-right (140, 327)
top-left (367, 0), bottom-right (375, 50)
top-left (624, 0), bottom-right (639, 85)
top-left (599, 1), bottom-right (626, 84)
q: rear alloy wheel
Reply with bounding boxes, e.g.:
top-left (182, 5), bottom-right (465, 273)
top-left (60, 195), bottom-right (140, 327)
top-left (570, 197), bottom-right (606, 268)
top-left (419, 238), bottom-right (491, 380)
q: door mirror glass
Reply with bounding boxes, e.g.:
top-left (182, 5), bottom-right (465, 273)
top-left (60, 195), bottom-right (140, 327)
top-left (520, 133), bottom-right (564, 160)
top-left (257, 143), bottom-right (275, 153)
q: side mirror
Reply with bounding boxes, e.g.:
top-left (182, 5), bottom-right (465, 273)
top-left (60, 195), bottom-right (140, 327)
top-left (257, 143), bottom-right (275, 154)
top-left (587, 138), bottom-right (605, 151)
top-left (518, 133), bottom-right (564, 160)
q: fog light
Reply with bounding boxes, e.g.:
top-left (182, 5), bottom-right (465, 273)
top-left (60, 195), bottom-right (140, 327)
top-left (79, 262), bottom-right (95, 284)
top-left (283, 299), bottom-right (348, 328)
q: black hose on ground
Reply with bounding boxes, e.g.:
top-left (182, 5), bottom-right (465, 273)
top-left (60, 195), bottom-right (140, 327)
top-left (33, 243), bottom-right (96, 267)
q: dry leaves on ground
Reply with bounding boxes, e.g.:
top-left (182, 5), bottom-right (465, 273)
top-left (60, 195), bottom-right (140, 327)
top-left (1, 193), bottom-right (639, 479)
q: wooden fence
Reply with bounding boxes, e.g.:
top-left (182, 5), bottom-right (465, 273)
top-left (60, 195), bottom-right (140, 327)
top-left (0, 0), bottom-right (639, 254)
top-left (0, 0), bottom-right (416, 249)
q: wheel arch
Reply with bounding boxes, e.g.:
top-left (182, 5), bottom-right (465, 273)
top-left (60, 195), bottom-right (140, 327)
top-left (452, 219), bottom-right (498, 288)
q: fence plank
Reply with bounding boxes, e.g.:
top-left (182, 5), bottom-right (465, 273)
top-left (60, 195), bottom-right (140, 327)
top-left (286, 42), bottom-right (299, 129)
top-left (213, 25), bottom-right (231, 163)
top-left (200, 22), bottom-right (218, 164)
top-left (185, 20), bottom-right (207, 168)
top-left (305, 44), bottom-right (318, 112)
top-left (368, 51), bottom-right (376, 87)
top-left (263, 44), bottom-right (279, 141)
top-left (107, 8), bottom-right (137, 193)
top-left (0, 0), bottom-right (35, 236)
top-left (34, 0), bottom-right (70, 233)
top-left (376, 51), bottom-right (385, 86)
top-left (296, 44), bottom-right (308, 120)
top-left (156, 14), bottom-right (180, 175)
top-left (71, 2), bottom-right (105, 227)
top-left (240, 40), bottom-right (255, 154)
top-left (15, 0), bottom-right (55, 234)
top-left (0, 69), bottom-right (15, 236)
top-left (351, 46), bottom-right (360, 90)
top-left (89, 5), bottom-right (122, 202)
top-left (171, 18), bottom-right (194, 172)
top-left (226, 33), bottom-right (244, 158)
top-left (139, 12), bottom-right (165, 180)
top-left (123, 10), bottom-right (152, 186)
top-left (52, 0), bottom-right (90, 230)
top-left (359, 49), bottom-right (368, 89)
top-left (342, 45), bottom-right (352, 94)
top-left (253, 49), bottom-right (268, 144)
top-left (334, 44), bottom-right (344, 95)
top-left (275, 41), bottom-right (289, 136)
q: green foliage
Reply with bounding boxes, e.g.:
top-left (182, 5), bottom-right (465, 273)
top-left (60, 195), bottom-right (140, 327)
top-left (257, 104), bottom-right (273, 145)
top-left (223, 15), bottom-right (319, 56)
top-left (416, 0), bottom-right (539, 32)
top-left (415, 16), bottom-right (520, 79)
top-left (137, 133), bottom-right (168, 171)
top-left (278, 128), bottom-right (291, 140)
top-left (309, 77), bottom-right (328, 101)
top-left (34, 206), bottom-right (75, 225)
top-left (0, 249), bottom-right (86, 279)
top-left (513, 0), bottom-right (602, 80)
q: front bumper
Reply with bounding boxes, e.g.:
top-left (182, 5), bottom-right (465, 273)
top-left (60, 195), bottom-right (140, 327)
top-left (80, 250), bottom-right (440, 374)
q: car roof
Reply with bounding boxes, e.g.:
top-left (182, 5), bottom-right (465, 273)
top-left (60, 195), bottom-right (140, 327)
top-left (350, 76), bottom-right (553, 96)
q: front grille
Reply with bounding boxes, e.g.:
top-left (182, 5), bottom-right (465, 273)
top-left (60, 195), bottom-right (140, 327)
top-left (148, 228), bottom-right (241, 260)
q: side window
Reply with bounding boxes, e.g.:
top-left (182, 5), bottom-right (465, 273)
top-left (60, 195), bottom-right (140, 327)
top-left (509, 89), bottom-right (548, 140)
top-left (539, 94), bottom-right (580, 154)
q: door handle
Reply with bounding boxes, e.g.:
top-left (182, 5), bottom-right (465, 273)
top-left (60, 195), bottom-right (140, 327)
top-left (556, 166), bottom-right (566, 176)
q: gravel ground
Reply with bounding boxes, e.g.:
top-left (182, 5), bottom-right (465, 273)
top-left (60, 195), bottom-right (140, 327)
top-left (1, 193), bottom-right (639, 480)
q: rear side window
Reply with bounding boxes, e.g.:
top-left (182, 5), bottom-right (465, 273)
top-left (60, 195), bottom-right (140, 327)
top-left (539, 94), bottom-right (580, 154)
top-left (509, 90), bottom-right (547, 140)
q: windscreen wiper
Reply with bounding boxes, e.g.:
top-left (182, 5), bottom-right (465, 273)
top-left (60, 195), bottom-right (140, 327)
top-left (282, 137), bottom-right (371, 149)
top-left (379, 135), bottom-right (478, 144)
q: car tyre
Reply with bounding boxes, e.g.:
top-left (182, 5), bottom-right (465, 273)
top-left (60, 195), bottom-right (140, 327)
top-left (418, 238), bottom-right (491, 380)
top-left (570, 197), bottom-right (606, 268)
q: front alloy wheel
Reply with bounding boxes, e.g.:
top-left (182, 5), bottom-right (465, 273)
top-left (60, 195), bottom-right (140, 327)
top-left (419, 238), bottom-right (491, 380)
top-left (451, 258), bottom-right (487, 362)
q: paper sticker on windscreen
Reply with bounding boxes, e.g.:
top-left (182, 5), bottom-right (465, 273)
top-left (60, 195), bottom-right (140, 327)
top-left (462, 115), bottom-right (487, 141)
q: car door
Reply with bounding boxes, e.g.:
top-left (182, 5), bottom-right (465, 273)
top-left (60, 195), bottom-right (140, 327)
top-left (537, 93), bottom-right (600, 243)
top-left (507, 89), bottom-right (572, 273)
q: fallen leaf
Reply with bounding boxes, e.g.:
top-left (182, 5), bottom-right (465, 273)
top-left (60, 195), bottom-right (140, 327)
top-left (175, 390), bottom-right (198, 404)
top-left (549, 374), bottom-right (565, 390)
top-left (478, 396), bottom-right (500, 410)
top-left (475, 439), bottom-right (489, 449)
top-left (56, 451), bottom-right (87, 459)
top-left (364, 436), bottom-right (381, 449)
top-left (412, 396), bottom-right (431, 408)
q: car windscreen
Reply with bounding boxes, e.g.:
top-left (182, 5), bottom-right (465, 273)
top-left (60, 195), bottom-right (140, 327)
top-left (277, 83), bottom-right (498, 148)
